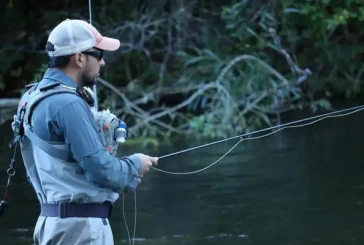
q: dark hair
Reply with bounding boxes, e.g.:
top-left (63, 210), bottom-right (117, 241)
top-left (48, 53), bottom-right (90, 68)
top-left (48, 55), bottom-right (72, 68)
top-left (46, 41), bottom-right (73, 68)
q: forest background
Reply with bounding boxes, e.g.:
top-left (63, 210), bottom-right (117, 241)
top-left (1, 0), bottom-right (363, 141)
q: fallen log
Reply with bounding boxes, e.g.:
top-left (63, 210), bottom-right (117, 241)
top-left (0, 98), bottom-right (20, 108)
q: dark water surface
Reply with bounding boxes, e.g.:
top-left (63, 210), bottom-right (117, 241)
top-left (1, 109), bottom-right (364, 245)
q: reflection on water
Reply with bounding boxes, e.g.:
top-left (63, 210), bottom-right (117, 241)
top-left (1, 109), bottom-right (364, 245)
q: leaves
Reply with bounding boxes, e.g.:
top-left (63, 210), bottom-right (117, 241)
top-left (3, 0), bottom-right (364, 139)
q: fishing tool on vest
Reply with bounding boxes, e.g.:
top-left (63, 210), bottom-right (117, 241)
top-left (116, 121), bottom-right (128, 143)
top-left (92, 109), bottom-right (128, 155)
top-left (91, 109), bottom-right (138, 193)
top-left (0, 102), bottom-right (25, 219)
top-left (0, 140), bottom-right (18, 219)
top-left (85, 88), bottom-right (136, 192)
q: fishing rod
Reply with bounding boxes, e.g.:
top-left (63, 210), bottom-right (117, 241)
top-left (87, 1), bottom-right (136, 244)
top-left (157, 104), bottom-right (364, 160)
top-left (89, 0), bottom-right (99, 111)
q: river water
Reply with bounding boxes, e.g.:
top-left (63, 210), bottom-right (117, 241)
top-left (1, 108), bottom-right (364, 245)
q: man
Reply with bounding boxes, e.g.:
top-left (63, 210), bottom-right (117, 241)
top-left (12, 19), bottom-right (158, 244)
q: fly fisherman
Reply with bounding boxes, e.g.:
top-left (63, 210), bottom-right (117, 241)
top-left (9, 19), bottom-right (158, 244)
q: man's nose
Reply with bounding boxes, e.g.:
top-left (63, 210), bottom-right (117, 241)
top-left (100, 58), bottom-right (105, 67)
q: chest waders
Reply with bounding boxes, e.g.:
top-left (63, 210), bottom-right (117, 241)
top-left (0, 82), bottom-right (133, 220)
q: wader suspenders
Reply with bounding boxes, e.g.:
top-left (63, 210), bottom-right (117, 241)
top-left (0, 82), bottom-right (82, 219)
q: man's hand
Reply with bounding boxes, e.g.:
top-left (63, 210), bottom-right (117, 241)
top-left (134, 153), bottom-right (158, 179)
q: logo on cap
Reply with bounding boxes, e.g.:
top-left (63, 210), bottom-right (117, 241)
top-left (46, 41), bottom-right (55, 51)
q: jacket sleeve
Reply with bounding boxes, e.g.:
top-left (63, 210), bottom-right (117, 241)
top-left (52, 99), bottom-right (141, 192)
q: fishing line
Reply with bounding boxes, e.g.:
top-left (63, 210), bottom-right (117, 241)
top-left (122, 191), bottom-right (137, 245)
top-left (87, 1), bottom-right (133, 243)
top-left (151, 104), bottom-right (364, 174)
top-left (88, 0), bottom-right (92, 25)
top-left (123, 104), bottom-right (364, 244)
top-left (88, 0), bottom-right (99, 110)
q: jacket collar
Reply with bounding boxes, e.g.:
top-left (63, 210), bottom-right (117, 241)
top-left (42, 68), bottom-right (78, 88)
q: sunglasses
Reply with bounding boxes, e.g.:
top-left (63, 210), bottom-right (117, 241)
top-left (81, 50), bottom-right (104, 61)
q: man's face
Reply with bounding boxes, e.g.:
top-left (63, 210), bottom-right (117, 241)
top-left (80, 48), bottom-right (105, 87)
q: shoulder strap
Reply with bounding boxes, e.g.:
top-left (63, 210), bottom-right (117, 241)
top-left (23, 124), bottom-right (71, 162)
top-left (10, 83), bottom-right (42, 146)
top-left (11, 83), bottom-right (79, 161)
top-left (23, 83), bottom-right (78, 127)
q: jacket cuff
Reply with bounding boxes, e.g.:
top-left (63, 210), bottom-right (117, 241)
top-left (128, 154), bottom-right (141, 174)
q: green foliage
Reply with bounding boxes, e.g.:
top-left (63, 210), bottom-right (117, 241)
top-left (2, 0), bottom-right (364, 139)
top-left (278, 0), bottom-right (364, 97)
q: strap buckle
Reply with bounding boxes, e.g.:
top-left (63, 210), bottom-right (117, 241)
top-left (58, 203), bottom-right (67, 218)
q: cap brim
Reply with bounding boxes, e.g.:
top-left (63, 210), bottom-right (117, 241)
top-left (95, 36), bottom-right (120, 51)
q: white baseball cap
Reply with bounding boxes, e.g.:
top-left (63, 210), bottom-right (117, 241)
top-left (46, 19), bottom-right (120, 57)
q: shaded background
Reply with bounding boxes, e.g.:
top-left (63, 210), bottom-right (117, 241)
top-left (2, 0), bottom-right (364, 138)
top-left (1, 1), bottom-right (364, 244)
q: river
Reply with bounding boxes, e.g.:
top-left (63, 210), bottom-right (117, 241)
top-left (1, 108), bottom-right (364, 245)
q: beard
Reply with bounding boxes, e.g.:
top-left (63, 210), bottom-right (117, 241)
top-left (80, 71), bottom-right (98, 87)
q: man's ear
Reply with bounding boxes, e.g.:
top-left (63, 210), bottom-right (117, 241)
top-left (72, 53), bottom-right (84, 68)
